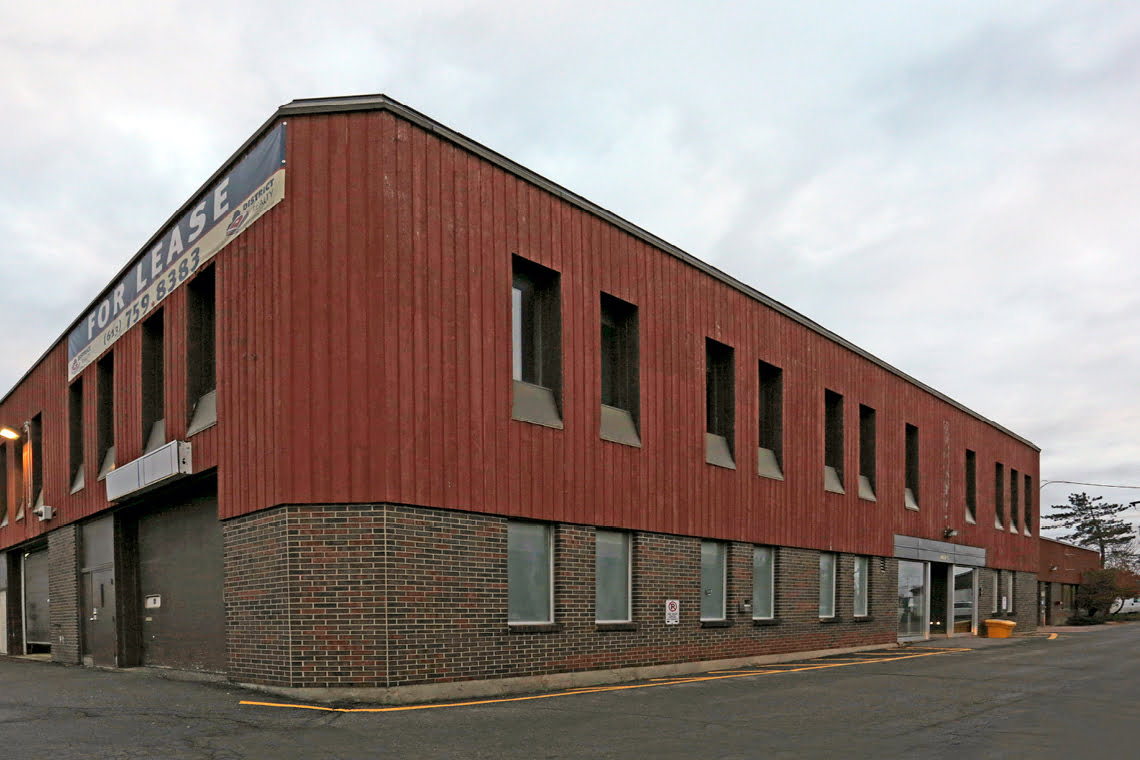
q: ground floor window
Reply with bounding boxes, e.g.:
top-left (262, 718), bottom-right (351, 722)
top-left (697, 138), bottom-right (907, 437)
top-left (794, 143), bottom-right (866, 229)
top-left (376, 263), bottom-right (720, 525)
top-left (508, 521), bottom-right (553, 624)
top-left (753, 546), bottom-right (774, 619)
top-left (853, 556), bottom-right (869, 617)
top-left (700, 541), bottom-right (726, 620)
top-left (595, 530), bottom-right (630, 623)
top-left (819, 552), bottom-right (836, 618)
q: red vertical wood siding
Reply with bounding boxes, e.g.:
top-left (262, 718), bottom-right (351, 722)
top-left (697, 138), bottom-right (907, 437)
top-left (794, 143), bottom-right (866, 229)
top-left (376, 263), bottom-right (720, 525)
top-left (1038, 538), bottom-right (1099, 584)
top-left (0, 105), bottom-right (1042, 572)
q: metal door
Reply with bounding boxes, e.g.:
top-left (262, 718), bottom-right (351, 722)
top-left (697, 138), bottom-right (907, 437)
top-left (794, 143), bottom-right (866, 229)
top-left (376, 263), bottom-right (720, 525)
top-left (82, 568), bottom-right (116, 667)
top-left (22, 549), bottom-right (50, 650)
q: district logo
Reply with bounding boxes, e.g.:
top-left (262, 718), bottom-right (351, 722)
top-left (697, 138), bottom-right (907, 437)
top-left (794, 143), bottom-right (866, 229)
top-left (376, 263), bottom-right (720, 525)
top-left (226, 208), bottom-right (248, 236)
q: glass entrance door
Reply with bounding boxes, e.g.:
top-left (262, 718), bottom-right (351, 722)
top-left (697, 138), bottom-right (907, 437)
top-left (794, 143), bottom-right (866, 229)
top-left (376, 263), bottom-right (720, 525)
top-left (898, 560), bottom-right (928, 640)
top-left (952, 566), bottom-right (975, 634)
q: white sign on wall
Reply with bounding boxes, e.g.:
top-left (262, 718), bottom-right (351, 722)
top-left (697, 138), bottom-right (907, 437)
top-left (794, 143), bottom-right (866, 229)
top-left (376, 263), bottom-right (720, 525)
top-left (665, 599), bottom-right (680, 625)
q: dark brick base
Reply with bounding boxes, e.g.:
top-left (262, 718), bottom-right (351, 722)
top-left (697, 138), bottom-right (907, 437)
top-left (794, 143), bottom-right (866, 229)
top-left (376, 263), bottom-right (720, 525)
top-left (48, 525), bottom-right (80, 664)
top-left (223, 504), bottom-right (898, 689)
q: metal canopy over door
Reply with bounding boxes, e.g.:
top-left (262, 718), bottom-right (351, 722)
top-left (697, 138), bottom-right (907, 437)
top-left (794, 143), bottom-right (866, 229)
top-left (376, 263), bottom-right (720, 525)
top-left (136, 478), bottom-right (226, 672)
top-left (22, 549), bottom-right (50, 652)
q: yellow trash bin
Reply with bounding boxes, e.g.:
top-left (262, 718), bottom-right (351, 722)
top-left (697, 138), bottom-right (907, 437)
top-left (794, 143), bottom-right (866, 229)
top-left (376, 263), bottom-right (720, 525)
top-left (984, 619), bottom-right (1016, 638)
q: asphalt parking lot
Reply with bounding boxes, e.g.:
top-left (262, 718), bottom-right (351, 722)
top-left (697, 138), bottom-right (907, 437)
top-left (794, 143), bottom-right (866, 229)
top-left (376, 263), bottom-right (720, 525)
top-left (2, 624), bottom-right (1138, 759)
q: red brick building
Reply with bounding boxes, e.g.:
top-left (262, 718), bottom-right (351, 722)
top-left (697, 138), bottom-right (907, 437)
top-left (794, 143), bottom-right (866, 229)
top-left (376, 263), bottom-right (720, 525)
top-left (0, 95), bottom-right (1046, 700)
top-left (1037, 537), bottom-right (1100, 625)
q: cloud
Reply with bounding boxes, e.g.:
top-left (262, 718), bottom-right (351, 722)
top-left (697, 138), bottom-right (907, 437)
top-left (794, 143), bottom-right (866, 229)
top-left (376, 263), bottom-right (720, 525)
top-left (1, 1), bottom-right (1139, 523)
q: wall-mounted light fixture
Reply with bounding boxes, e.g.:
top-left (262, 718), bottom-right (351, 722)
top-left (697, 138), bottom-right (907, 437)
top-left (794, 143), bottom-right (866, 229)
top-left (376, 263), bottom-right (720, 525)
top-left (942, 528), bottom-right (958, 539)
top-left (0, 426), bottom-right (20, 440)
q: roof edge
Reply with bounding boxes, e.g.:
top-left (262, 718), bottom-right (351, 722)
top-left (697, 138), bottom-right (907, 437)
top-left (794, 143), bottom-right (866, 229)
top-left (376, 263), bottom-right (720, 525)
top-left (2, 93), bottom-right (1041, 452)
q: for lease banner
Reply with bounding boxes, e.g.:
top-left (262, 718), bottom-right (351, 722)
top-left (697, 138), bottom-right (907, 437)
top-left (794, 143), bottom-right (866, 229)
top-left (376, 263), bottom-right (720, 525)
top-left (67, 123), bottom-right (287, 381)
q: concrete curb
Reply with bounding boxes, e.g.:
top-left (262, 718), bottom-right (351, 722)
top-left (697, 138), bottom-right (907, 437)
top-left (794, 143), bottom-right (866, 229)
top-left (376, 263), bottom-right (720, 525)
top-left (236, 641), bottom-right (904, 705)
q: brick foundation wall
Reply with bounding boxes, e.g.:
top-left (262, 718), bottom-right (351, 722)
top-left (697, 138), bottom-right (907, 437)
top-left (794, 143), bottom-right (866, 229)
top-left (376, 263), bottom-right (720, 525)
top-left (1013, 570), bottom-right (1039, 631)
top-left (223, 507), bottom-right (293, 685)
top-left (48, 525), bottom-right (80, 664)
top-left (977, 568), bottom-right (1037, 633)
top-left (224, 504), bottom-right (898, 689)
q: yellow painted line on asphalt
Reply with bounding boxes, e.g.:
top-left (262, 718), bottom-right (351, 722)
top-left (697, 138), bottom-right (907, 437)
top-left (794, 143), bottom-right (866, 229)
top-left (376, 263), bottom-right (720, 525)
top-left (240, 647), bottom-right (969, 714)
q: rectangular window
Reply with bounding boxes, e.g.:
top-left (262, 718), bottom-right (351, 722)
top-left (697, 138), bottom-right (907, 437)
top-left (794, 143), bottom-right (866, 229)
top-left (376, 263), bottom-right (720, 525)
top-left (705, 339), bottom-right (735, 468)
top-left (858, 405), bottom-right (876, 500)
top-left (1024, 474), bottom-right (1033, 534)
top-left (599, 293), bottom-right (640, 446)
top-left (187, 265), bottom-right (217, 435)
top-left (757, 361), bottom-right (783, 479)
top-left (965, 450), bottom-right (977, 523)
top-left (508, 521), bottom-right (553, 624)
top-left (853, 556), bottom-right (869, 617)
top-left (68, 379), bottom-right (84, 493)
top-left (819, 552), bottom-right (837, 618)
top-left (12, 436), bottom-right (24, 521)
top-left (994, 463), bottom-right (1005, 530)
top-left (142, 310), bottom-right (166, 453)
top-left (1006, 573), bottom-right (1015, 613)
top-left (752, 546), bottom-right (775, 620)
top-left (992, 571), bottom-right (999, 614)
top-left (595, 530), bottom-right (631, 623)
top-left (1010, 468), bottom-right (1020, 531)
top-left (824, 390), bottom-right (844, 493)
top-left (29, 413), bottom-right (42, 508)
top-left (511, 255), bottom-right (562, 427)
top-left (96, 353), bottom-right (115, 479)
top-left (700, 540), bottom-right (726, 620)
top-left (904, 423), bottom-right (919, 509)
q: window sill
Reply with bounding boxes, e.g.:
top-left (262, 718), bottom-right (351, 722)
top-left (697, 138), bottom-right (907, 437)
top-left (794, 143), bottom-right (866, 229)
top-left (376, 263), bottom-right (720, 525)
top-left (507, 623), bottom-right (562, 634)
top-left (600, 405), bottom-right (641, 447)
top-left (824, 466), bottom-right (844, 494)
top-left (904, 504), bottom-right (920, 512)
top-left (700, 619), bottom-right (732, 628)
top-left (187, 390), bottom-right (218, 436)
top-left (705, 434), bottom-right (736, 470)
top-left (187, 418), bottom-right (218, 438)
top-left (819, 616), bottom-right (842, 624)
top-left (853, 615), bottom-right (874, 623)
top-left (757, 447), bottom-right (783, 480)
top-left (752, 618), bottom-right (780, 627)
top-left (512, 381), bottom-right (564, 429)
top-left (965, 514), bottom-right (977, 525)
top-left (596, 622), bottom-right (637, 632)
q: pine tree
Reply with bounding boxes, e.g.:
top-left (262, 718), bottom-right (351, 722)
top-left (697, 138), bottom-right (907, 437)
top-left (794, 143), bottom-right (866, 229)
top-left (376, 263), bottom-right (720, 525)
top-left (1047, 492), bottom-right (1137, 568)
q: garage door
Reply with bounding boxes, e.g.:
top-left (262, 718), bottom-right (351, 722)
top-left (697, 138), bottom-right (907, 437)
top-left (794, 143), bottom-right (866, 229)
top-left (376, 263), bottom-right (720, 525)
top-left (137, 485), bottom-right (226, 672)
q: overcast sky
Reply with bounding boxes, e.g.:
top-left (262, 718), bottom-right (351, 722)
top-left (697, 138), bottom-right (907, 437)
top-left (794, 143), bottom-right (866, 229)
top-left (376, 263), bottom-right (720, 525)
top-left (2, 1), bottom-right (1138, 535)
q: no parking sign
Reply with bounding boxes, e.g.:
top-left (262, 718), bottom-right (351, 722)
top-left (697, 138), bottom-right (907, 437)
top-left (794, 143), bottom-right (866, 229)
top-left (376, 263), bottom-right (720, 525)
top-left (665, 599), bottom-right (680, 625)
